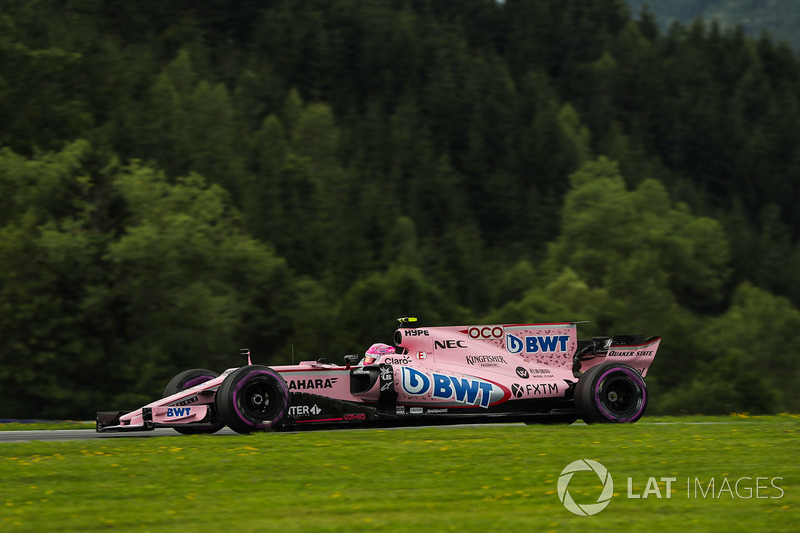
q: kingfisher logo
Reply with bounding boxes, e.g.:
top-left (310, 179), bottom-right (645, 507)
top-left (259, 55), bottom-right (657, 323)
top-left (557, 459), bottom-right (614, 516)
top-left (400, 367), bottom-right (505, 408)
top-left (506, 334), bottom-right (569, 354)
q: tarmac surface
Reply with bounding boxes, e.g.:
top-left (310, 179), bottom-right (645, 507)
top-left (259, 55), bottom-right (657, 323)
top-left (0, 427), bottom-right (240, 443)
top-left (0, 419), bottom-right (732, 443)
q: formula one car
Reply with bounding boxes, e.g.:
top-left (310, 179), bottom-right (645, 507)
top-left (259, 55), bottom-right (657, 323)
top-left (96, 318), bottom-right (661, 434)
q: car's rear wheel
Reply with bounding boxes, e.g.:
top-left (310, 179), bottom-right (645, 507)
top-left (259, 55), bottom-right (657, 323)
top-left (163, 368), bottom-right (225, 435)
top-left (215, 365), bottom-right (289, 434)
top-left (575, 364), bottom-right (647, 423)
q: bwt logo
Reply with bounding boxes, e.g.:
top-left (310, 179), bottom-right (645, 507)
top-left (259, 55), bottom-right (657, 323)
top-left (401, 367), bottom-right (500, 408)
top-left (557, 459), bottom-right (614, 516)
top-left (166, 407), bottom-right (191, 418)
top-left (506, 334), bottom-right (569, 354)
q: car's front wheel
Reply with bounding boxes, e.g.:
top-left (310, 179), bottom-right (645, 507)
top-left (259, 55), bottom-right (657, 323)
top-left (575, 363), bottom-right (647, 423)
top-left (163, 368), bottom-right (225, 435)
top-left (215, 365), bottom-right (290, 434)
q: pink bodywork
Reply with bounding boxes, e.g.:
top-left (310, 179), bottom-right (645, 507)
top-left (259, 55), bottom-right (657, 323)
top-left (107, 322), bottom-right (660, 430)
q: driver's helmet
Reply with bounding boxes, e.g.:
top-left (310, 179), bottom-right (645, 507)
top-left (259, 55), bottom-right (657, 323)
top-left (363, 343), bottom-right (395, 365)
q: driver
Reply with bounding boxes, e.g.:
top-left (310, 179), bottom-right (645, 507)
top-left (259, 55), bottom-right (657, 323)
top-left (362, 343), bottom-right (395, 365)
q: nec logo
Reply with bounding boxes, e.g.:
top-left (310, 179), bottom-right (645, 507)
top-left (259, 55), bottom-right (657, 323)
top-left (166, 407), bottom-right (190, 417)
top-left (434, 340), bottom-right (467, 349)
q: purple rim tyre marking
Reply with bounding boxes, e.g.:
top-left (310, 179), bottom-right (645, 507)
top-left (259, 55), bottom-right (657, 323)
top-left (232, 369), bottom-right (289, 429)
top-left (594, 367), bottom-right (646, 422)
top-left (183, 375), bottom-right (215, 389)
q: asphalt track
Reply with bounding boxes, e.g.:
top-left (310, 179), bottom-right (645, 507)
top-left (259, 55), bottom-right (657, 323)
top-left (0, 420), bottom-right (731, 443)
top-left (0, 427), bottom-right (240, 443)
top-left (0, 424), bottom-right (502, 443)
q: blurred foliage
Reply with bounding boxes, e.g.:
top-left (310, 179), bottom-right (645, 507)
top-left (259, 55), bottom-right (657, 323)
top-left (1, 0), bottom-right (800, 417)
top-left (625, 0), bottom-right (800, 51)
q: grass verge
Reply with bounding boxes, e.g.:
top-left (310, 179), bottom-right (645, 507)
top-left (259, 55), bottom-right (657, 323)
top-left (0, 421), bottom-right (95, 431)
top-left (0, 415), bottom-right (797, 532)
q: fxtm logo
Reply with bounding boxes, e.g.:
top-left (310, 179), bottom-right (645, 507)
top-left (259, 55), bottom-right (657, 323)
top-left (511, 382), bottom-right (558, 398)
top-left (557, 459), bottom-right (614, 516)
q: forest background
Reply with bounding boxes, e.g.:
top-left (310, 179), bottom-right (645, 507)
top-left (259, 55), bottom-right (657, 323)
top-left (2, 0), bottom-right (800, 419)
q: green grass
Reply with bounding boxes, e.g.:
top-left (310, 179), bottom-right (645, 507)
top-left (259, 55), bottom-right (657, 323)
top-left (0, 415), bottom-right (797, 532)
top-left (0, 421), bottom-right (94, 431)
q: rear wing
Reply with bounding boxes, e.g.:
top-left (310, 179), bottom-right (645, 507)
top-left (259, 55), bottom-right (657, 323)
top-left (574, 336), bottom-right (661, 377)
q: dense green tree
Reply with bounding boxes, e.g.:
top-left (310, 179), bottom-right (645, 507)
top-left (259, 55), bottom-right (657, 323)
top-left (485, 268), bottom-right (611, 338)
top-left (547, 157), bottom-right (729, 311)
top-left (3, 0), bottom-right (800, 416)
top-left (626, 0), bottom-right (800, 51)
top-left (0, 142), bottom-right (103, 417)
top-left (0, 15), bottom-right (91, 154)
top-left (0, 143), bottom-right (295, 417)
top-left (0, 214), bottom-right (101, 418)
top-left (659, 282), bottom-right (800, 414)
top-left (335, 265), bottom-right (462, 354)
top-left (244, 114), bottom-right (290, 241)
top-left (543, 158), bottom-right (730, 389)
top-left (187, 81), bottom-right (244, 196)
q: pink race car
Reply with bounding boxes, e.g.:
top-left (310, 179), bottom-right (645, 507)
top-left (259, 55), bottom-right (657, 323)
top-left (96, 318), bottom-right (661, 434)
